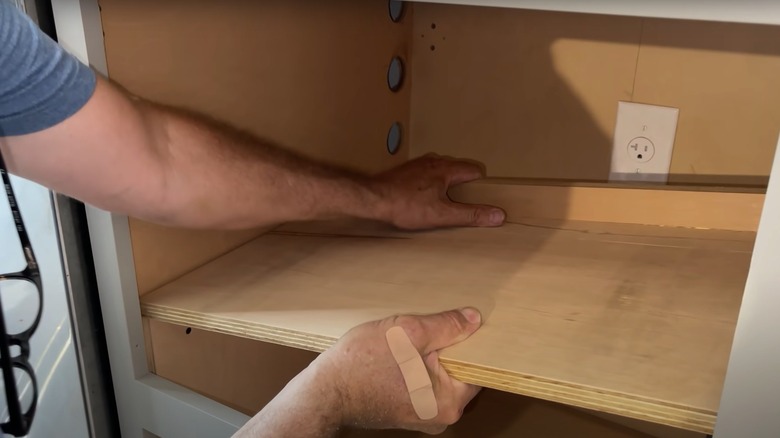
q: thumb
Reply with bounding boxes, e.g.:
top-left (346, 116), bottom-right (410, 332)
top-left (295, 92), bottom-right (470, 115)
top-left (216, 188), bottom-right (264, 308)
top-left (416, 308), bottom-right (483, 354)
top-left (439, 203), bottom-right (506, 228)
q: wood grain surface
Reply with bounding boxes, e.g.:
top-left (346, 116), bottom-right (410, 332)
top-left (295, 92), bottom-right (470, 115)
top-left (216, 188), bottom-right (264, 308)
top-left (150, 319), bottom-right (700, 437)
top-left (142, 217), bottom-right (754, 433)
top-left (150, 320), bottom-right (676, 438)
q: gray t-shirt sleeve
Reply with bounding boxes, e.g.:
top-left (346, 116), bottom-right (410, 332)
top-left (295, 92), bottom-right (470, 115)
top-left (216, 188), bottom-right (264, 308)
top-left (0, 1), bottom-right (97, 136)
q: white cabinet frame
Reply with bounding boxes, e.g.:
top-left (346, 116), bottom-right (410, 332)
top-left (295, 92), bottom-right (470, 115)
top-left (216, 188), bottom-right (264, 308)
top-left (52, 1), bottom-right (249, 437)
top-left (52, 1), bottom-right (780, 436)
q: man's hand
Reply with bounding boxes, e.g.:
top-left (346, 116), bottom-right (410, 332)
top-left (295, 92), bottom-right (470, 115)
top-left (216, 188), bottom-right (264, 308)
top-left (322, 307), bottom-right (484, 434)
top-left (234, 308), bottom-right (483, 437)
top-left (372, 155), bottom-right (506, 230)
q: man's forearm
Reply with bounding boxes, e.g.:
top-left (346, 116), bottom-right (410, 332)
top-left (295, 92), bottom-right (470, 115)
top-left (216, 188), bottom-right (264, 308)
top-left (137, 99), bottom-right (387, 229)
top-left (4, 77), bottom-right (503, 231)
top-left (234, 361), bottom-right (343, 438)
top-left (2, 78), bottom-right (385, 229)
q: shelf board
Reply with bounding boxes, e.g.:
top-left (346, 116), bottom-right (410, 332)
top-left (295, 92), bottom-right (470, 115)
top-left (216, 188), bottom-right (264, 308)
top-left (450, 179), bottom-right (765, 232)
top-left (142, 218), bottom-right (754, 433)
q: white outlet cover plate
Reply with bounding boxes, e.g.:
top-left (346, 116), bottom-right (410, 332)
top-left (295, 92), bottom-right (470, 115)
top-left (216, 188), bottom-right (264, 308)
top-left (609, 101), bottom-right (679, 183)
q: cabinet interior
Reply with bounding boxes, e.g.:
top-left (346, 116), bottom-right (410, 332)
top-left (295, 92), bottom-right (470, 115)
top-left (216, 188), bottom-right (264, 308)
top-left (97, 0), bottom-right (779, 436)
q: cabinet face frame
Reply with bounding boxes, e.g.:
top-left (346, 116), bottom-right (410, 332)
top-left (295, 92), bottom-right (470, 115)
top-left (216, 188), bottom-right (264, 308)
top-left (52, 1), bottom-right (780, 437)
top-left (713, 138), bottom-right (780, 438)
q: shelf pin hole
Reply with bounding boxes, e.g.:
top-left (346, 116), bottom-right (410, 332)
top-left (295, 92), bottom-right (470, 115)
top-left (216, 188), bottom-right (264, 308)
top-left (387, 122), bottom-right (403, 155)
top-left (388, 0), bottom-right (405, 22)
top-left (387, 57), bottom-right (405, 92)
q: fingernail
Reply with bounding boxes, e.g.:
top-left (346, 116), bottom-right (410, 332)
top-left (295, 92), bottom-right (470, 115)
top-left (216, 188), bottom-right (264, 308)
top-left (460, 307), bottom-right (482, 324)
top-left (489, 209), bottom-right (506, 226)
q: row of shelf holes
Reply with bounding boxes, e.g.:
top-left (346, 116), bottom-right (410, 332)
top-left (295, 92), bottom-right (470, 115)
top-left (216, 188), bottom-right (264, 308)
top-left (385, 5), bottom-right (439, 153)
top-left (387, 1), bottom-right (406, 155)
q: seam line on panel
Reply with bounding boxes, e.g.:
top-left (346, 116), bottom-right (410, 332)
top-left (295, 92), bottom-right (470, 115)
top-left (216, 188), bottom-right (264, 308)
top-left (630, 18), bottom-right (647, 101)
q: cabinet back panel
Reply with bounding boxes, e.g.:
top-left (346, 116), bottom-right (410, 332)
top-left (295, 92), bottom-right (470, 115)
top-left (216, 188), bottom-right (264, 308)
top-left (411, 4), bottom-right (780, 186)
top-left (410, 6), bottom-right (640, 181)
top-left (99, 0), bottom-right (411, 293)
top-left (635, 19), bottom-right (780, 185)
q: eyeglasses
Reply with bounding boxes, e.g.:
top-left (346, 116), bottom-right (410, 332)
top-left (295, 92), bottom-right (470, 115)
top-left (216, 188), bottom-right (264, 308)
top-left (0, 151), bottom-right (41, 437)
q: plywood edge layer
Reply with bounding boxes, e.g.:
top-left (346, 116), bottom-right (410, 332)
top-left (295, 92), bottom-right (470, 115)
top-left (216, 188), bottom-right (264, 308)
top-left (449, 180), bottom-right (764, 232)
top-left (442, 363), bottom-right (715, 434)
top-left (142, 305), bottom-right (332, 353)
top-left (141, 304), bottom-right (715, 434)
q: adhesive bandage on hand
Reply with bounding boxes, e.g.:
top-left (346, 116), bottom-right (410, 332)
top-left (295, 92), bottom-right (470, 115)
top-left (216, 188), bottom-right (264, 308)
top-left (385, 326), bottom-right (438, 420)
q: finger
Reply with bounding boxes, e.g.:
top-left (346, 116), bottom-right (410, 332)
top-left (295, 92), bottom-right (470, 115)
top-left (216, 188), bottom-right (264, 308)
top-left (415, 308), bottom-right (483, 354)
top-left (442, 380), bottom-right (482, 426)
top-left (441, 160), bottom-right (485, 186)
top-left (435, 202), bottom-right (506, 228)
top-left (450, 379), bottom-right (482, 409)
top-left (425, 352), bottom-right (481, 407)
top-left (424, 351), bottom-right (442, 378)
top-left (425, 352), bottom-right (482, 425)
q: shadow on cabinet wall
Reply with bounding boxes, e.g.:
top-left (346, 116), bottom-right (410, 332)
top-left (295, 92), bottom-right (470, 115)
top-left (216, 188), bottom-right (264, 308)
top-left (410, 4), bottom-right (780, 187)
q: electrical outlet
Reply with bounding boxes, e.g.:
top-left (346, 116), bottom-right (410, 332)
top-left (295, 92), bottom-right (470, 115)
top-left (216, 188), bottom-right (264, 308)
top-left (609, 102), bottom-right (679, 183)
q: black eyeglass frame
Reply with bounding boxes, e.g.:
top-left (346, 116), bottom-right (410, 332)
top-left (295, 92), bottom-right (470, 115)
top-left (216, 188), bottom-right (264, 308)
top-left (0, 151), bottom-right (42, 437)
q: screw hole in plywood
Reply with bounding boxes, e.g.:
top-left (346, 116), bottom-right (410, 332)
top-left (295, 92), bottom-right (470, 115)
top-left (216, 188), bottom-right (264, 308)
top-left (430, 45), bottom-right (436, 51)
top-left (185, 327), bottom-right (192, 335)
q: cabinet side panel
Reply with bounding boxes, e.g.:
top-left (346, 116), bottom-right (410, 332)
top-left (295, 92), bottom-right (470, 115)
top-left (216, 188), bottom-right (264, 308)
top-left (128, 219), bottom-right (265, 295)
top-left (99, 0), bottom-right (409, 172)
top-left (98, 0), bottom-right (412, 293)
top-left (411, 4), bottom-right (780, 186)
top-left (149, 319), bottom-right (316, 413)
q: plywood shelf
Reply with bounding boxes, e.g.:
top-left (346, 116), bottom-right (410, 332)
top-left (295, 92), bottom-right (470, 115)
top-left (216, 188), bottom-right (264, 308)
top-left (141, 199), bottom-right (755, 433)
